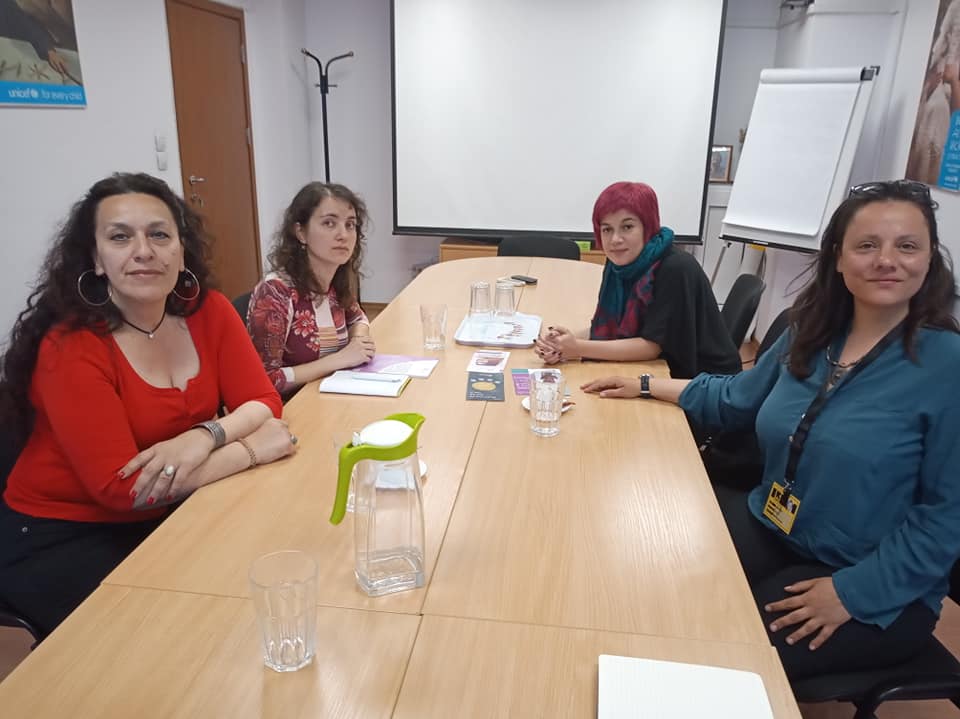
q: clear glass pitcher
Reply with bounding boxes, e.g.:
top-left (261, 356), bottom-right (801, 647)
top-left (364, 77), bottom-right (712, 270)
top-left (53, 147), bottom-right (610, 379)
top-left (331, 413), bottom-right (426, 597)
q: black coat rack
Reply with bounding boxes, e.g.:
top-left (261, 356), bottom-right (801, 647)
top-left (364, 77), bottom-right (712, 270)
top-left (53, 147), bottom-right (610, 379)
top-left (301, 48), bottom-right (355, 183)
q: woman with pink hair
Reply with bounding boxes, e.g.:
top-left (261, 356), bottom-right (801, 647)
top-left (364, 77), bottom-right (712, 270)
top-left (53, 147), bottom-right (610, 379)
top-left (535, 181), bottom-right (739, 378)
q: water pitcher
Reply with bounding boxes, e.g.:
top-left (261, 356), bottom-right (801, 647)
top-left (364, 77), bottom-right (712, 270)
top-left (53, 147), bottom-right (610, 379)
top-left (331, 413), bottom-right (426, 596)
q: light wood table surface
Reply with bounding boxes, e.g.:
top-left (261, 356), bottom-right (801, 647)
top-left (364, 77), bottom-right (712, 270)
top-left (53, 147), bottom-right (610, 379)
top-left (101, 257), bottom-right (574, 613)
top-left (5, 257), bottom-right (798, 717)
top-left (0, 585), bottom-right (419, 718)
top-left (394, 615), bottom-right (801, 718)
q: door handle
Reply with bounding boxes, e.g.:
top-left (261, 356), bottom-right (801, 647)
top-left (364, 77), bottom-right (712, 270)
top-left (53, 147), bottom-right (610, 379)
top-left (188, 175), bottom-right (206, 185)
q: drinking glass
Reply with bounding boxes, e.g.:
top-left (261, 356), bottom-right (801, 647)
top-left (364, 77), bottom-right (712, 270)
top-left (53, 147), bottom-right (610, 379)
top-left (469, 281), bottom-right (492, 316)
top-left (529, 368), bottom-right (564, 437)
top-left (249, 550), bottom-right (317, 672)
top-left (494, 280), bottom-right (516, 317)
top-left (420, 303), bottom-right (447, 350)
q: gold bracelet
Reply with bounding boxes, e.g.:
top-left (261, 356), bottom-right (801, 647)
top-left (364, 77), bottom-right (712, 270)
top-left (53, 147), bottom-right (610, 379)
top-left (237, 438), bottom-right (258, 468)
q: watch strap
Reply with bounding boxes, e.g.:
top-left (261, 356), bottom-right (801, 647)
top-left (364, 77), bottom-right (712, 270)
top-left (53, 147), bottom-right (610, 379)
top-left (639, 374), bottom-right (652, 398)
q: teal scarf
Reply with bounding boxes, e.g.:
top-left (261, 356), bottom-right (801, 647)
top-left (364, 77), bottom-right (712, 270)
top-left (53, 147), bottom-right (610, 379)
top-left (591, 227), bottom-right (674, 337)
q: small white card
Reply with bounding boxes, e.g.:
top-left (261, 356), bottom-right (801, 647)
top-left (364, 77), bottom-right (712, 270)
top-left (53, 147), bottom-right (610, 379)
top-left (466, 350), bottom-right (510, 373)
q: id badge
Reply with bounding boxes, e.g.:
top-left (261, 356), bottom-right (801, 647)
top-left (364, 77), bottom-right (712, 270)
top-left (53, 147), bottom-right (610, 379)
top-left (762, 481), bottom-right (801, 535)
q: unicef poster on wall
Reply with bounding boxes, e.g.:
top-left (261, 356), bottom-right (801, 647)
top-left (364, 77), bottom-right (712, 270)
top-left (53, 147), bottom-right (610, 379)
top-left (0, 0), bottom-right (84, 107)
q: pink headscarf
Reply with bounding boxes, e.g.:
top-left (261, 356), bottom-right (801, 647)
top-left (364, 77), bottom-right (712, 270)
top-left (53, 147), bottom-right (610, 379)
top-left (591, 182), bottom-right (661, 249)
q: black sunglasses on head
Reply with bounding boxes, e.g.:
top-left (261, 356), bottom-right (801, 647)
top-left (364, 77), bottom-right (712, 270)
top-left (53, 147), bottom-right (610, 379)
top-left (848, 180), bottom-right (932, 200)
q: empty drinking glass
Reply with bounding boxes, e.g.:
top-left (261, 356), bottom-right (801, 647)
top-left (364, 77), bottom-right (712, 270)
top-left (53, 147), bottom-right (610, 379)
top-left (249, 550), bottom-right (317, 672)
top-left (469, 281), bottom-right (492, 316)
top-left (529, 368), bottom-right (564, 437)
top-left (420, 303), bottom-right (447, 350)
top-left (494, 280), bottom-right (516, 317)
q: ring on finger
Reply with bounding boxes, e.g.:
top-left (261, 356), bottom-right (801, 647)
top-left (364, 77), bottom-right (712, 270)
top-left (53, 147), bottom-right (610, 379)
top-left (289, 434), bottom-right (298, 445)
top-left (163, 464), bottom-right (177, 478)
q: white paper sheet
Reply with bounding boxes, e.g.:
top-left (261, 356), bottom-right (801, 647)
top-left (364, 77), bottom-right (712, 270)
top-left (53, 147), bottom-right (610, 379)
top-left (598, 654), bottom-right (775, 719)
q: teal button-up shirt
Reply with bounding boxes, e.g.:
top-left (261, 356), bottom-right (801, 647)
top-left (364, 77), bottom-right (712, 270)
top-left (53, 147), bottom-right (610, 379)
top-left (680, 327), bottom-right (960, 628)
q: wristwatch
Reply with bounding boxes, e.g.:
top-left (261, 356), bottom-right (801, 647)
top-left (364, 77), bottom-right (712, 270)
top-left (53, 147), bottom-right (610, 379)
top-left (639, 374), bottom-right (653, 399)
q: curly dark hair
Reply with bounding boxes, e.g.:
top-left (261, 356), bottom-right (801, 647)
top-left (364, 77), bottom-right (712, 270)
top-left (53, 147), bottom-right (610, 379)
top-left (268, 182), bottom-right (366, 304)
top-left (788, 181), bottom-right (959, 379)
top-left (0, 172), bottom-right (214, 445)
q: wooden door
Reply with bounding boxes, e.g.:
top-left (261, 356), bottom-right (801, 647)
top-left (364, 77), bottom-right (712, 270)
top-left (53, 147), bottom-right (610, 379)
top-left (166, 0), bottom-right (261, 301)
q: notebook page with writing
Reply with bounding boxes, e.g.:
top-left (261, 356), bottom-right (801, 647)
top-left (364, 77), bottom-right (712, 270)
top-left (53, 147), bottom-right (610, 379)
top-left (598, 654), bottom-right (774, 719)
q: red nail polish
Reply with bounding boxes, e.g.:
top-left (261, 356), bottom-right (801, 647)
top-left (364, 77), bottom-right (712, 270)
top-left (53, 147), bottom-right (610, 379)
top-left (115, 470), bottom-right (125, 480)
top-left (129, 490), bottom-right (137, 499)
top-left (165, 494), bottom-right (173, 501)
top-left (147, 497), bottom-right (155, 506)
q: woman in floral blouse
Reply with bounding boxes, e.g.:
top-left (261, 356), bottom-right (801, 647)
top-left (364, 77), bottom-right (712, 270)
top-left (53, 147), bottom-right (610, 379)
top-left (246, 183), bottom-right (374, 398)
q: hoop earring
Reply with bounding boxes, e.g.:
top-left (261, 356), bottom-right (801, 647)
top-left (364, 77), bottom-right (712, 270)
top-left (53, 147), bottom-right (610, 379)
top-left (172, 268), bottom-right (201, 301)
top-left (77, 270), bottom-right (112, 307)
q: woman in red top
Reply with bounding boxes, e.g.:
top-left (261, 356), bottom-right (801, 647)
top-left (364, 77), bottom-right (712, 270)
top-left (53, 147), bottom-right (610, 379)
top-left (0, 173), bottom-right (296, 638)
top-left (247, 183), bottom-right (374, 399)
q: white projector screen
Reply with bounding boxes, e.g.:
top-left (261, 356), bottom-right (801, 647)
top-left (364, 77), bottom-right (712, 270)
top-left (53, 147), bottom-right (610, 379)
top-left (392, 0), bottom-right (726, 241)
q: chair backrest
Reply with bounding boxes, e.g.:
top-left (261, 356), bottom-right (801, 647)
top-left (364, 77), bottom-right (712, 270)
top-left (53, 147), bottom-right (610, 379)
top-left (497, 236), bottom-right (581, 261)
top-left (0, 424), bottom-right (23, 495)
top-left (232, 291), bottom-right (252, 322)
top-left (756, 308), bottom-right (790, 360)
top-left (720, 274), bottom-right (765, 348)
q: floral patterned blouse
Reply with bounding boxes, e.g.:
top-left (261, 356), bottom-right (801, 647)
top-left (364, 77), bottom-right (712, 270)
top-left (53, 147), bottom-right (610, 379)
top-left (246, 271), bottom-right (369, 394)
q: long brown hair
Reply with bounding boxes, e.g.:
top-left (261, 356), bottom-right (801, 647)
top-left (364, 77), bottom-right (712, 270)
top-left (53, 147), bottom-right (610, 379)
top-left (0, 172), bottom-right (214, 444)
top-left (788, 181), bottom-right (958, 379)
top-left (268, 182), bottom-right (367, 305)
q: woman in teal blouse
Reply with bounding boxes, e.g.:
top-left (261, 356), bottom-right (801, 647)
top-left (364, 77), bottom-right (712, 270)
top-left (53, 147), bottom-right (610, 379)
top-left (582, 180), bottom-right (960, 679)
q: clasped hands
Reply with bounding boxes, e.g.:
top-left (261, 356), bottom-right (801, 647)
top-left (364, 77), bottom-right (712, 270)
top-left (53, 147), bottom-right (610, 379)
top-left (121, 418), bottom-right (298, 508)
top-left (534, 326), bottom-right (579, 364)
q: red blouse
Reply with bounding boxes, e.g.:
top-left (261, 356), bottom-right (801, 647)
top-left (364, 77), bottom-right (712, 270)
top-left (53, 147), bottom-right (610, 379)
top-left (3, 291), bottom-right (282, 523)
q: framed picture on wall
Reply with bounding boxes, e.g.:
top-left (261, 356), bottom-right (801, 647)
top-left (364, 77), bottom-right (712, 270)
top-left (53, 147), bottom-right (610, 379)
top-left (709, 145), bottom-right (733, 183)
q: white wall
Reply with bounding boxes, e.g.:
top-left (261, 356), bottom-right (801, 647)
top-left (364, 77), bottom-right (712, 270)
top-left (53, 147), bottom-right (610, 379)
top-left (713, 0), bottom-right (780, 178)
top-left (0, 0), bottom-right (313, 342)
top-left (705, 0), bottom-right (780, 303)
top-left (229, 0), bottom-right (314, 258)
top-left (304, 0), bottom-right (440, 304)
top-left (0, 0), bottom-right (182, 342)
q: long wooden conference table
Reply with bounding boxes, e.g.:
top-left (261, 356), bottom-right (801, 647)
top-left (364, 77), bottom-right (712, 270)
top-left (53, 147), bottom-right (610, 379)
top-left (0, 257), bottom-right (801, 718)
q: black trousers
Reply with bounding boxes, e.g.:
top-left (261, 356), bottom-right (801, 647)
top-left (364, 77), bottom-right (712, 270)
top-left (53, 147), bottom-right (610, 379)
top-left (715, 485), bottom-right (938, 680)
top-left (0, 500), bottom-right (163, 639)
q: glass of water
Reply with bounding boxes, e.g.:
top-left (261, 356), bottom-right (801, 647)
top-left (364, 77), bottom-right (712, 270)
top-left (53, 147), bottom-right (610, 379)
top-left (249, 550), bottom-right (317, 672)
top-left (494, 280), bottom-right (516, 317)
top-left (469, 281), bottom-right (492, 316)
top-left (529, 368), bottom-right (564, 437)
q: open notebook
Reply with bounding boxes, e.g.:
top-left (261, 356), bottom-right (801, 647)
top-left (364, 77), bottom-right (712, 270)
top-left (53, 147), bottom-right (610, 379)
top-left (598, 654), bottom-right (775, 719)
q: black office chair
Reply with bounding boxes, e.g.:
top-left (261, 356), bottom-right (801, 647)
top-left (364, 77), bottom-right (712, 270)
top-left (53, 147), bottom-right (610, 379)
top-left (756, 308), bottom-right (790, 359)
top-left (232, 291), bottom-right (252, 322)
top-left (0, 430), bottom-right (42, 648)
top-left (699, 311), bottom-right (791, 491)
top-left (497, 236), bottom-right (581, 261)
top-left (793, 560), bottom-right (960, 718)
top-left (720, 274), bottom-right (766, 348)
